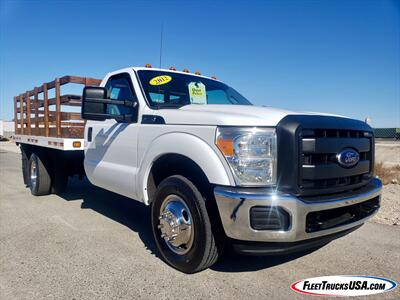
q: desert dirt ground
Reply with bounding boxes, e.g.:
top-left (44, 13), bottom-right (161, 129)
top-left (373, 142), bottom-right (400, 225)
top-left (0, 142), bottom-right (399, 299)
top-left (375, 141), bottom-right (400, 167)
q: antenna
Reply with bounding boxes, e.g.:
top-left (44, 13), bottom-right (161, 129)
top-left (159, 22), bottom-right (164, 69)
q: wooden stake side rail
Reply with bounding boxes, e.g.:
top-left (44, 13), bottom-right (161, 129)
top-left (14, 75), bottom-right (101, 138)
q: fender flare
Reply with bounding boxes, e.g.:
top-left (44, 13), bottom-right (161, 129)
top-left (137, 132), bottom-right (234, 204)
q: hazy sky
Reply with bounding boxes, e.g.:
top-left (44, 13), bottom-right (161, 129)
top-left (1, 0), bottom-right (399, 127)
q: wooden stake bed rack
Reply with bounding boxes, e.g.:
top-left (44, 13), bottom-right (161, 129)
top-left (14, 75), bottom-right (101, 150)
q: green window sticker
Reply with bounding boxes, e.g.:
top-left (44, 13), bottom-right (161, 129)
top-left (188, 82), bottom-right (207, 104)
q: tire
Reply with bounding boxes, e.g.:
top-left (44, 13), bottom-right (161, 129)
top-left (21, 148), bottom-right (30, 187)
top-left (28, 153), bottom-right (52, 196)
top-left (151, 175), bottom-right (221, 273)
top-left (51, 163), bottom-right (68, 194)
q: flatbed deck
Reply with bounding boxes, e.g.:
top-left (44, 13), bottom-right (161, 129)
top-left (13, 75), bottom-right (101, 150)
top-left (14, 135), bottom-right (84, 151)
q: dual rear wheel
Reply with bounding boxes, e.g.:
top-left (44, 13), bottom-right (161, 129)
top-left (28, 153), bottom-right (52, 196)
top-left (24, 151), bottom-right (68, 196)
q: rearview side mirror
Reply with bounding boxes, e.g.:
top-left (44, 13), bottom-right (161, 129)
top-left (81, 87), bottom-right (109, 121)
top-left (82, 86), bottom-right (138, 122)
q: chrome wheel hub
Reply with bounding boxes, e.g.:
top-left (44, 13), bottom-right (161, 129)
top-left (158, 195), bottom-right (194, 255)
top-left (30, 159), bottom-right (37, 189)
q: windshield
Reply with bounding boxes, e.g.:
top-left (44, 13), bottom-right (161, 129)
top-left (137, 70), bottom-right (252, 108)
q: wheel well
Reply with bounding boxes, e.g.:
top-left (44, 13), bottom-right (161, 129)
top-left (147, 154), bottom-right (213, 203)
top-left (147, 153), bottom-right (226, 242)
top-left (19, 144), bottom-right (85, 177)
top-left (20, 143), bottom-right (33, 159)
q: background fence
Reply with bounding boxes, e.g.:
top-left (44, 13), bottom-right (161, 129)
top-left (374, 128), bottom-right (400, 140)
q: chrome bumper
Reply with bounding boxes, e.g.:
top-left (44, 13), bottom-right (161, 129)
top-left (214, 178), bottom-right (382, 242)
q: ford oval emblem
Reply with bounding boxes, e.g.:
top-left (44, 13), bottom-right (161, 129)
top-left (337, 148), bottom-right (360, 168)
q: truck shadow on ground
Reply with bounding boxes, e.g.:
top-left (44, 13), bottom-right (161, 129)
top-left (59, 177), bottom-right (321, 273)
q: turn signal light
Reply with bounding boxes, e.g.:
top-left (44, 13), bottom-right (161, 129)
top-left (216, 138), bottom-right (234, 156)
top-left (73, 141), bottom-right (82, 148)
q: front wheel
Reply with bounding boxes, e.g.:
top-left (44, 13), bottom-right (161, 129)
top-left (151, 175), bottom-right (221, 273)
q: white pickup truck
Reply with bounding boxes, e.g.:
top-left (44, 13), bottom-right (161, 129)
top-left (15, 66), bottom-right (382, 273)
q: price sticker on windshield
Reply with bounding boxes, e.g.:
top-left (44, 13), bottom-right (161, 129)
top-left (188, 82), bottom-right (207, 104)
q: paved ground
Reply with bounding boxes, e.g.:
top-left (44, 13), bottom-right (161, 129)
top-left (0, 144), bottom-right (399, 299)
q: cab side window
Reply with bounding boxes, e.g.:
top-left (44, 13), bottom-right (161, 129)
top-left (104, 74), bottom-right (138, 122)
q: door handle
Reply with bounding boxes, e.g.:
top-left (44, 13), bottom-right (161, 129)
top-left (88, 127), bottom-right (93, 142)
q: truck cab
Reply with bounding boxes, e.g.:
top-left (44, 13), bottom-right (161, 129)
top-left (16, 66), bottom-right (382, 273)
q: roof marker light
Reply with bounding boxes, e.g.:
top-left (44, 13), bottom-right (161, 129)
top-left (182, 68), bottom-right (190, 73)
top-left (194, 71), bottom-right (201, 75)
top-left (145, 64), bottom-right (152, 68)
top-left (169, 66), bottom-right (177, 71)
top-left (211, 76), bottom-right (217, 80)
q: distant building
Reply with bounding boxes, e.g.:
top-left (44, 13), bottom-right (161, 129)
top-left (0, 120), bottom-right (15, 139)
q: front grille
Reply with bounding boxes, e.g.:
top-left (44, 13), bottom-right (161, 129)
top-left (299, 129), bottom-right (373, 196)
top-left (276, 115), bottom-right (375, 197)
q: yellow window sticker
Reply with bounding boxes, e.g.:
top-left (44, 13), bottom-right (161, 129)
top-left (188, 82), bottom-right (207, 104)
top-left (149, 75), bottom-right (172, 86)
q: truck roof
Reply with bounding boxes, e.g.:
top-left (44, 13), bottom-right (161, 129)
top-left (110, 67), bottom-right (219, 81)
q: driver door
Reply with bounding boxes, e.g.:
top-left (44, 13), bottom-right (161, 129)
top-left (84, 73), bottom-right (140, 199)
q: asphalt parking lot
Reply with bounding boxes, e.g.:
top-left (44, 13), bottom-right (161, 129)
top-left (0, 144), bottom-right (399, 299)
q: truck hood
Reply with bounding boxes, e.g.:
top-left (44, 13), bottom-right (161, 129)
top-left (154, 105), bottom-right (346, 126)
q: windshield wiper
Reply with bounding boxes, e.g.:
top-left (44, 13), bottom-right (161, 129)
top-left (153, 103), bottom-right (189, 109)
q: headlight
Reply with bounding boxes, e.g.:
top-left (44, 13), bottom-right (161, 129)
top-left (216, 127), bottom-right (277, 186)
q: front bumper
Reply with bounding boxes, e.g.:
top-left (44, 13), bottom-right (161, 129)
top-left (214, 178), bottom-right (382, 243)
